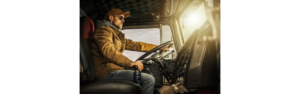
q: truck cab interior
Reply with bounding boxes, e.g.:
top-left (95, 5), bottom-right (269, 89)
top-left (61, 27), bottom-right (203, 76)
top-left (80, 0), bottom-right (220, 94)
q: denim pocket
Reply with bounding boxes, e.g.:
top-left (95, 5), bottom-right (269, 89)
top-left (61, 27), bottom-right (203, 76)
top-left (104, 71), bottom-right (116, 79)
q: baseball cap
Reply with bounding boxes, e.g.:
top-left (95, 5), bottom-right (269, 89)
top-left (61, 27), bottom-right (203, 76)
top-left (104, 8), bottom-right (130, 20)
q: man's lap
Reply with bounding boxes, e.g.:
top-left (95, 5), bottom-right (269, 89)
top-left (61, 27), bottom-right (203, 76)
top-left (101, 70), bottom-right (154, 82)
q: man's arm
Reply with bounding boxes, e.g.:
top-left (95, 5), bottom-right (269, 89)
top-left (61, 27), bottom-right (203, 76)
top-left (125, 39), bottom-right (158, 52)
top-left (93, 28), bottom-right (133, 68)
top-left (125, 39), bottom-right (171, 52)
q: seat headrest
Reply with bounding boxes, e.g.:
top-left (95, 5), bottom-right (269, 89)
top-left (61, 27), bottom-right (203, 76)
top-left (83, 17), bottom-right (94, 40)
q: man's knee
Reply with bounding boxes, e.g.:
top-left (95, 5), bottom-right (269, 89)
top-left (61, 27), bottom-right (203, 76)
top-left (148, 75), bottom-right (155, 83)
top-left (142, 73), bottom-right (155, 83)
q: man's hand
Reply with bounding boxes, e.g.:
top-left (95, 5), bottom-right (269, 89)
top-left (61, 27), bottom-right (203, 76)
top-left (159, 46), bottom-right (171, 52)
top-left (130, 60), bottom-right (144, 71)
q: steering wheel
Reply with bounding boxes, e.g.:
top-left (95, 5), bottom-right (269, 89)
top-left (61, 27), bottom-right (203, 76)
top-left (135, 41), bottom-right (174, 84)
top-left (136, 41), bottom-right (173, 62)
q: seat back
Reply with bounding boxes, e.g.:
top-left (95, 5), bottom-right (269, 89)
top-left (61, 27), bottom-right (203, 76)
top-left (173, 21), bottom-right (219, 89)
top-left (80, 17), bottom-right (96, 83)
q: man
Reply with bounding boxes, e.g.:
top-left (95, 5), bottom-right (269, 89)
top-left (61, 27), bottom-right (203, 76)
top-left (90, 8), bottom-right (169, 94)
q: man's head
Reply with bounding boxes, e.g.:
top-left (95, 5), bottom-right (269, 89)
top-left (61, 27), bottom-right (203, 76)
top-left (104, 8), bottom-right (130, 29)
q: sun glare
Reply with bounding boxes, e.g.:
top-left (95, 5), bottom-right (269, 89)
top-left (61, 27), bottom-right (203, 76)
top-left (189, 12), bottom-right (199, 24)
top-left (181, 3), bottom-right (207, 42)
top-left (188, 3), bottom-right (205, 25)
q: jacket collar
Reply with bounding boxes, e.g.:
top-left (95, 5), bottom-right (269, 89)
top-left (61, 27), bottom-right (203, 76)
top-left (95, 20), bottom-right (125, 40)
top-left (95, 20), bottom-right (120, 30)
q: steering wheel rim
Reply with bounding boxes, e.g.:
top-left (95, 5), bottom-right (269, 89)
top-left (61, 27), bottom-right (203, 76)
top-left (136, 41), bottom-right (173, 61)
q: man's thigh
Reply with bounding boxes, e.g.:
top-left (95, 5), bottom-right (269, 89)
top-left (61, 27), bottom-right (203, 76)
top-left (103, 70), bottom-right (135, 81)
top-left (103, 70), bottom-right (154, 82)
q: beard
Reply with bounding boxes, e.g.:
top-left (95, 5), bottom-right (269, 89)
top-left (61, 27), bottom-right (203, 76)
top-left (118, 24), bottom-right (123, 29)
top-left (112, 23), bottom-right (122, 29)
top-left (112, 19), bottom-right (123, 29)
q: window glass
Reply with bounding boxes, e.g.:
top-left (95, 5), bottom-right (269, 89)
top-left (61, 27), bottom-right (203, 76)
top-left (161, 25), bottom-right (174, 59)
top-left (122, 28), bottom-right (160, 61)
top-left (161, 25), bottom-right (173, 43)
top-left (180, 3), bottom-right (207, 42)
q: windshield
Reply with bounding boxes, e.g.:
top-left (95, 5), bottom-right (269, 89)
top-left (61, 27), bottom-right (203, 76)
top-left (180, 3), bottom-right (207, 42)
top-left (122, 28), bottom-right (160, 61)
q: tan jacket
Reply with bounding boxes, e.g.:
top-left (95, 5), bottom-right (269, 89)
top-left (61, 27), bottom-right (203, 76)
top-left (90, 25), bottom-right (157, 80)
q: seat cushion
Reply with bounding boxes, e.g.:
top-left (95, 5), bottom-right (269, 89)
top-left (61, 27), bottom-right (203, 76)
top-left (80, 80), bottom-right (142, 94)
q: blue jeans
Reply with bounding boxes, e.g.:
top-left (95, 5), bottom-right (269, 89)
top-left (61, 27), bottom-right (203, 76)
top-left (101, 70), bottom-right (155, 94)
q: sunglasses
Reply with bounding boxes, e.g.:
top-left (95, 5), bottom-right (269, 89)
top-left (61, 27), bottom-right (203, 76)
top-left (114, 15), bottom-right (124, 20)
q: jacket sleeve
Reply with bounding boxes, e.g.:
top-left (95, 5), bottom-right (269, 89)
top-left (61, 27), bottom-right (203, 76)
top-left (93, 28), bottom-right (133, 68)
top-left (125, 39), bottom-right (158, 52)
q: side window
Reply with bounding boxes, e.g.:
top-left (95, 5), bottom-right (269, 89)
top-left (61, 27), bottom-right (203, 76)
top-left (161, 25), bottom-right (175, 59)
top-left (161, 25), bottom-right (173, 43)
top-left (122, 28), bottom-right (160, 61)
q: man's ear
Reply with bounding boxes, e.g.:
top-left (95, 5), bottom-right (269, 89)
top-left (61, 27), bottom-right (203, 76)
top-left (109, 15), bottom-right (114, 22)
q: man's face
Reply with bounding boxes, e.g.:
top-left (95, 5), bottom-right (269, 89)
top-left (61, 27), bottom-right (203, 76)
top-left (111, 14), bottom-right (125, 29)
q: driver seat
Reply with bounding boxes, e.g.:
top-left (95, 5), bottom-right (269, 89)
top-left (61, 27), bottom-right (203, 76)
top-left (80, 17), bottom-right (142, 94)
